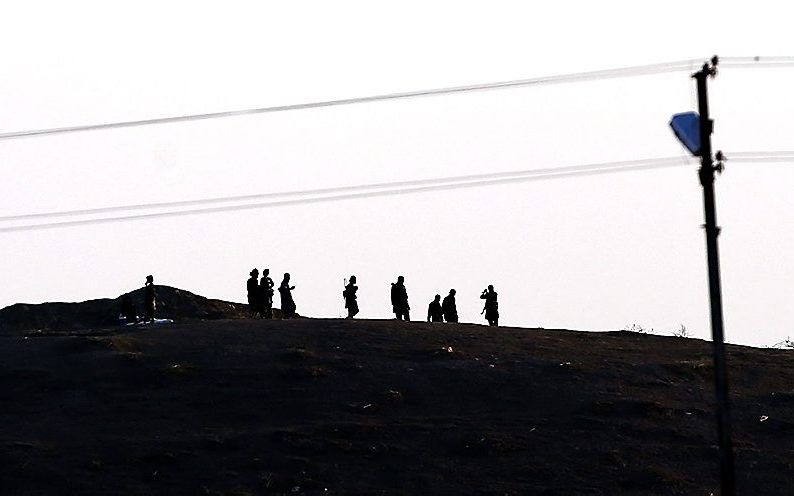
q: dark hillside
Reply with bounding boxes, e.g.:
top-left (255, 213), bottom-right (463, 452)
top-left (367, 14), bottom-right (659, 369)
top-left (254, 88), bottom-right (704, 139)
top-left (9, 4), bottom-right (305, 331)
top-left (1, 318), bottom-right (793, 495)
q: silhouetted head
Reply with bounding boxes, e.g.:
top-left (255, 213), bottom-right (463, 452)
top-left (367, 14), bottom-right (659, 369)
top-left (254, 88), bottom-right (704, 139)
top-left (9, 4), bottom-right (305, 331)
top-left (488, 285), bottom-right (494, 292)
top-left (449, 289), bottom-right (456, 296)
top-left (397, 276), bottom-right (404, 284)
top-left (263, 268), bottom-right (269, 276)
top-left (250, 269), bottom-right (259, 277)
top-left (283, 273), bottom-right (290, 281)
top-left (350, 275), bottom-right (356, 283)
top-left (146, 275), bottom-right (154, 284)
top-left (434, 294), bottom-right (441, 301)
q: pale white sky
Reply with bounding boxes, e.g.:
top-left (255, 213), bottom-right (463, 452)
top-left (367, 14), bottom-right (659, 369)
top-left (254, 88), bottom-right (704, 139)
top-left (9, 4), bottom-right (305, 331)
top-left (1, 1), bottom-right (793, 346)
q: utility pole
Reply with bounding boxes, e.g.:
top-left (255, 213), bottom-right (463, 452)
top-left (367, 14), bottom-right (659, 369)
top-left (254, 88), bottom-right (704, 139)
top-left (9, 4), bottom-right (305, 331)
top-left (694, 56), bottom-right (736, 496)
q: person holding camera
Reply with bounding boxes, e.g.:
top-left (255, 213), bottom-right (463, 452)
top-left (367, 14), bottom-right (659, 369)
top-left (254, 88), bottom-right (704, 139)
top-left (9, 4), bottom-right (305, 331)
top-left (480, 285), bottom-right (499, 326)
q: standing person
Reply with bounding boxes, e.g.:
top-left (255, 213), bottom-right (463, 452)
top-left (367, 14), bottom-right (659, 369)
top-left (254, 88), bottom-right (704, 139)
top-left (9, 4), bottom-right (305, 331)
top-left (442, 289), bottom-right (458, 323)
top-left (144, 275), bottom-right (156, 323)
top-left (427, 294), bottom-right (443, 322)
top-left (279, 273), bottom-right (297, 319)
top-left (260, 268), bottom-right (275, 319)
top-left (390, 276), bottom-right (410, 321)
top-left (343, 275), bottom-right (359, 319)
top-left (247, 269), bottom-right (260, 318)
top-left (480, 285), bottom-right (499, 326)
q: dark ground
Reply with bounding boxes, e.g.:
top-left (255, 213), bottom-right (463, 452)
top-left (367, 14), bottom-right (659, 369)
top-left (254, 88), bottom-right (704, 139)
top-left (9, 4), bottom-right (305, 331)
top-left (1, 318), bottom-right (793, 495)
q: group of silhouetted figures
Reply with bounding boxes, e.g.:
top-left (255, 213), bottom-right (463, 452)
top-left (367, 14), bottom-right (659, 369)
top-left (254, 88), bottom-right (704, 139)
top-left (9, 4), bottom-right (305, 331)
top-left (125, 271), bottom-right (498, 326)
top-left (247, 270), bottom-right (499, 326)
top-left (247, 269), bottom-right (297, 319)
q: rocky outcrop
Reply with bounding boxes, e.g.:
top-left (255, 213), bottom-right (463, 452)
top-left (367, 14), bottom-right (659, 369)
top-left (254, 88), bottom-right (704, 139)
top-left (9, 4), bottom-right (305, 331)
top-left (0, 286), bottom-right (260, 333)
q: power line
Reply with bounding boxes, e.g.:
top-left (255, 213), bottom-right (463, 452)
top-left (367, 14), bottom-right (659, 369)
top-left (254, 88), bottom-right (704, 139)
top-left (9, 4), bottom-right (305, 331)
top-left (0, 156), bottom-right (691, 223)
top-left (0, 156), bottom-right (695, 233)
top-left (724, 150), bottom-right (794, 160)
top-left (727, 150), bottom-right (794, 155)
top-left (0, 59), bottom-right (706, 142)
top-left (720, 150), bottom-right (794, 165)
top-left (5, 150), bottom-right (789, 233)
top-left (720, 56), bottom-right (794, 68)
top-left (726, 156), bottom-right (794, 163)
top-left (2, 56), bottom-right (791, 143)
top-left (4, 150), bottom-right (790, 225)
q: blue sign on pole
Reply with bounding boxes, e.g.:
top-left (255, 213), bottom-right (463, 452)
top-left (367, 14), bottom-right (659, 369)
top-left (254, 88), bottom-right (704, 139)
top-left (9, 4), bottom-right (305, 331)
top-left (670, 112), bottom-right (701, 156)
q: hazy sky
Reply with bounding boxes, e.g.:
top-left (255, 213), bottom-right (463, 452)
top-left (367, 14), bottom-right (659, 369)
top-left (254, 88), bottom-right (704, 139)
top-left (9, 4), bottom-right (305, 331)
top-left (2, 1), bottom-right (794, 347)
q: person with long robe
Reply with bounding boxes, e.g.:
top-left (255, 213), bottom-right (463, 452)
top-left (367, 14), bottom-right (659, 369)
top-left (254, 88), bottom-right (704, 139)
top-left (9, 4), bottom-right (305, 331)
top-left (279, 273), bottom-right (297, 319)
top-left (247, 269), bottom-right (260, 318)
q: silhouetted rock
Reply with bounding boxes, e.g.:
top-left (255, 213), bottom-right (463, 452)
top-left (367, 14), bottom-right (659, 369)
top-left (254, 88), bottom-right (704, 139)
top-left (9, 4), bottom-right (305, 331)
top-left (0, 286), bottom-right (279, 334)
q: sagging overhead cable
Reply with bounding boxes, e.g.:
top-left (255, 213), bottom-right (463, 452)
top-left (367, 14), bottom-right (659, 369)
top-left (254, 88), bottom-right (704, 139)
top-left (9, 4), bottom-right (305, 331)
top-left (5, 150), bottom-right (791, 225)
top-left (0, 156), bottom-right (694, 233)
top-left (0, 59), bottom-right (705, 142)
top-left (2, 56), bottom-right (792, 143)
top-left (0, 156), bottom-right (691, 223)
top-left (719, 56), bottom-right (794, 68)
top-left (3, 150), bottom-right (792, 233)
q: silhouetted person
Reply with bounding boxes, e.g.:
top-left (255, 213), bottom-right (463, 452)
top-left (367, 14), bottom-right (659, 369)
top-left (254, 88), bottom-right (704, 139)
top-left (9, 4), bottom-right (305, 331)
top-left (120, 295), bottom-right (137, 323)
top-left (442, 289), bottom-right (458, 323)
top-left (480, 285), bottom-right (499, 326)
top-left (427, 294), bottom-right (443, 322)
top-left (144, 275), bottom-right (156, 323)
top-left (279, 273), bottom-right (297, 319)
top-left (247, 268), bottom-right (260, 318)
top-left (259, 268), bottom-right (275, 319)
top-left (344, 275), bottom-right (359, 319)
top-left (391, 276), bottom-right (410, 321)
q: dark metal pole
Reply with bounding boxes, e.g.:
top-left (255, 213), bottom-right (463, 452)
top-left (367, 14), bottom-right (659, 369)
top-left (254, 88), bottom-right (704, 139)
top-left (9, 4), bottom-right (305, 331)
top-left (694, 57), bottom-right (736, 495)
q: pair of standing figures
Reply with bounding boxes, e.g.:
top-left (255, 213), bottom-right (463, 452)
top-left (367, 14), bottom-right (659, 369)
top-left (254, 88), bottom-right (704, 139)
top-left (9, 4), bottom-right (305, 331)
top-left (247, 269), bottom-right (297, 319)
top-left (427, 290), bottom-right (459, 323)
